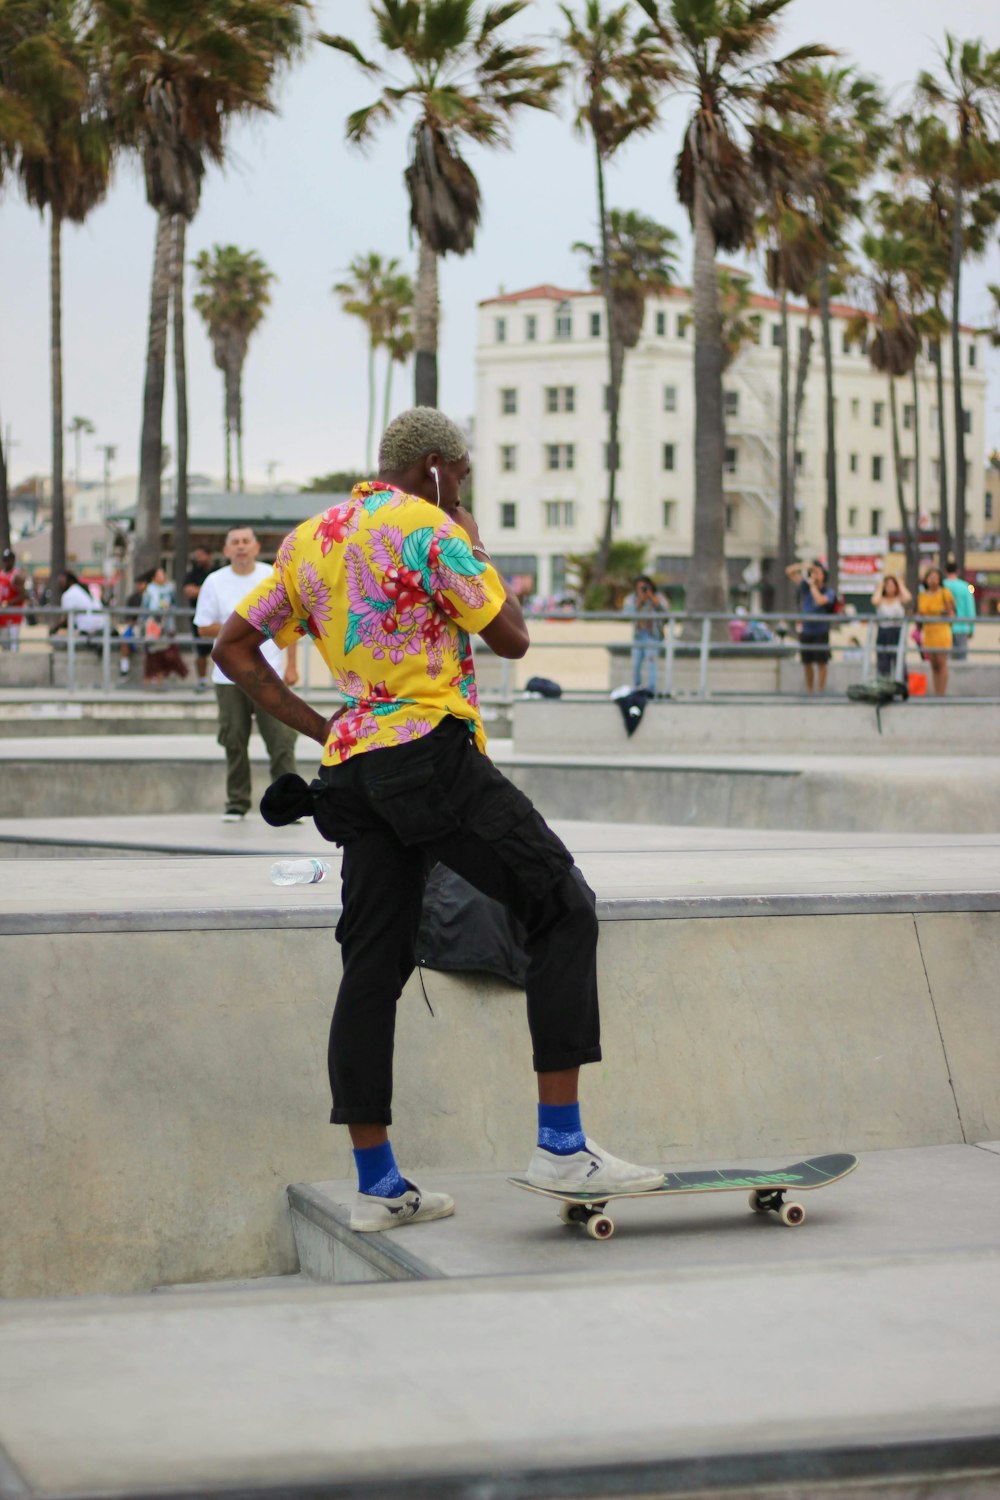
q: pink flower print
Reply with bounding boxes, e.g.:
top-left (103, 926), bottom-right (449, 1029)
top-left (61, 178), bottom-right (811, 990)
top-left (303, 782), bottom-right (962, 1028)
top-left (314, 502), bottom-right (360, 554)
top-left (246, 582), bottom-right (292, 640)
top-left (328, 706), bottom-right (378, 762)
top-left (275, 531), bottom-right (296, 573)
top-left (296, 561), bottom-right (332, 639)
top-left (393, 717), bottom-right (433, 745)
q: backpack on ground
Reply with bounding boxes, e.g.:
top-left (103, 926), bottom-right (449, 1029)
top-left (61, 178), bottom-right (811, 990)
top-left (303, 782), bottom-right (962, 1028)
top-left (846, 675), bottom-right (908, 734)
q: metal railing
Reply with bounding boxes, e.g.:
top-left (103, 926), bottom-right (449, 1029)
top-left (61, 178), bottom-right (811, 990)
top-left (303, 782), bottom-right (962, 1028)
top-left (1, 604), bottom-right (994, 700)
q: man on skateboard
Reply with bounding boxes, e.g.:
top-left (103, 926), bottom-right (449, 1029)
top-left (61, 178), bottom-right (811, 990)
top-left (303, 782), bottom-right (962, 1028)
top-left (213, 408), bottom-right (660, 1230)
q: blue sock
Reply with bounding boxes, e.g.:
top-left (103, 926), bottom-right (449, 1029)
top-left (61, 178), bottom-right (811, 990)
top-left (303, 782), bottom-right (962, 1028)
top-left (353, 1141), bottom-right (408, 1199)
top-left (537, 1102), bottom-right (586, 1156)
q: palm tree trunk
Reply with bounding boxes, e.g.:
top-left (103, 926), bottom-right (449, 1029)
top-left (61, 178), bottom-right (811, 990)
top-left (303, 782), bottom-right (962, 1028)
top-left (777, 288), bottom-right (791, 607)
top-left (687, 165), bottom-right (727, 617)
top-left (50, 209), bottom-right (66, 585)
top-left (135, 207), bottom-right (173, 575)
top-left (593, 141), bottom-right (621, 587)
top-left (790, 318), bottom-right (814, 526)
top-left (0, 416), bottom-right (10, 555)
top-left (414, 235), bottom-right (438, 408)
top-left (172, 217), bottom-right (190, 595)
top-left (933, 334), bottom-right (950, 560)
top-left (911, 360), bottom-right (921, 542)
top-left (382, 352), bottom-right (394, 436)
top-left (234, 360), bottom-right (245, 492)
top-left (889, 377), bottom-right (918, 595)
top-left (222, 366), bottom-right (232, 492)
top-left (949, 170), bottom-right (966, 569)
top-left (365, 335), bottom-right (376, 471)
top-left (819, 260), bottom-right (839, 592)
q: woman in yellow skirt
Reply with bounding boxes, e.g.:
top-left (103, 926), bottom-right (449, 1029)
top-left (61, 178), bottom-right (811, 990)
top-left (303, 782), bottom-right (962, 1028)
top-left (917, 566), bottom-right (955, 696)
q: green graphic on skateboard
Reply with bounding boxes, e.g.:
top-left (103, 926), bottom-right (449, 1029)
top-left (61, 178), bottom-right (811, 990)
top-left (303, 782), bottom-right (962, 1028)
top-left (508, 1151), bottom-right (858, 1240)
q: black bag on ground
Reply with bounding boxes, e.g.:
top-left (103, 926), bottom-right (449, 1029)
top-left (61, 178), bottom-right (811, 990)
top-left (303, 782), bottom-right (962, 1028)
top-left (847, 676), bottom-right (909, 706)
top-left (524, 676), bottom-right (562, 698)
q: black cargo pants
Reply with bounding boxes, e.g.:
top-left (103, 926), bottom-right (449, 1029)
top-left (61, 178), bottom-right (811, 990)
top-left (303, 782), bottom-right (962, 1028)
top-left (314, 716), bottom-right (602, 1124)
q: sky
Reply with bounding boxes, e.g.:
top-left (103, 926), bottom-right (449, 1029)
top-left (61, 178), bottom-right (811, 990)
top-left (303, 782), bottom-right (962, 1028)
top-left (1, 0), bottom-right (998, 493)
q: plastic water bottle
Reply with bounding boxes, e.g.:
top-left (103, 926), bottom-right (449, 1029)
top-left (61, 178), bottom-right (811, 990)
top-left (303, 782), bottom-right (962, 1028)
top-left (269, 858), bottom-right (331, 886)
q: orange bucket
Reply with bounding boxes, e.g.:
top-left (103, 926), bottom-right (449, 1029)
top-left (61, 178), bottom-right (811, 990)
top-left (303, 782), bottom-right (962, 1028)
top-left (908, 671), bottom-right (928, 697)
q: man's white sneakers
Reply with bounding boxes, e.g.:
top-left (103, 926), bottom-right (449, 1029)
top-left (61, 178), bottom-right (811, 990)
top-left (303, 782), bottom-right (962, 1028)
top-left (525, 1138), bottom-right (663, 1194)
top-left (350, 1179), bottom-right (455, 1233)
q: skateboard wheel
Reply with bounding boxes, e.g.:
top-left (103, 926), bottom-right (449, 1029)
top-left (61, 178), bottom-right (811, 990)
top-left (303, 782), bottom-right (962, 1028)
top-left (748, 1191), bottom-right (770, 1214)
top-left (779, 1201), bottom-right (806, 1227)
top-left (558, 1202), bottom-right (576, 1225)
top-left (586, 1214), bottom-right (615, 1241)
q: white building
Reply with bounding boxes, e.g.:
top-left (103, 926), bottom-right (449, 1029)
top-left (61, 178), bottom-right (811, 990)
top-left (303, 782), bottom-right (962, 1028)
top-left (474, 280), bottom-right (989, 602)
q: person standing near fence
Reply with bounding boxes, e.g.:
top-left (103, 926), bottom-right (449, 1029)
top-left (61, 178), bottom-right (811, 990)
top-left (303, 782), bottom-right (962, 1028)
top-left (943, 559), bottom-right (975, 664)
top-left (917, 566), bottom-right (954, 697)
top-left (785, 560), bottom-right (837, 693)
top-left (627, 575), bottom-right (668, 695)
top-left (195, 526), bottom-right (300, 822)
top-left (141, 565), bottom-right (189, 690)
top-left (872, 573), bottom-right (911, 679)
top-left (0, 549), bottom-right (27, 652)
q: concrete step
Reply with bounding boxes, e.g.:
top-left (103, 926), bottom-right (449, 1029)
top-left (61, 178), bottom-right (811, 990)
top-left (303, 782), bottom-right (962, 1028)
top-left (2, 1213), bottom-right (999, 1498)
top-left (288, 1144), bottom-right (1000, 1286)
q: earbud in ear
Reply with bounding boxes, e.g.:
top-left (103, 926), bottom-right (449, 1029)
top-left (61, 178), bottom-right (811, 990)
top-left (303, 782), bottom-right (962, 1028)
top-left (431, 466), bottom-right (442, 506)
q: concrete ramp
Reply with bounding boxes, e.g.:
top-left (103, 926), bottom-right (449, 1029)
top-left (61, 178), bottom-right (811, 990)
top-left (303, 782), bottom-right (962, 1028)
top-left (1, 831), bottom-right (998, 1297)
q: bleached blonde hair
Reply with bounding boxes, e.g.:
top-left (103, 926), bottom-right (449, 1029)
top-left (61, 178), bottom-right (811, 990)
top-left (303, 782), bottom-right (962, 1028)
top-left (378, 406), bottom-right (467, 472)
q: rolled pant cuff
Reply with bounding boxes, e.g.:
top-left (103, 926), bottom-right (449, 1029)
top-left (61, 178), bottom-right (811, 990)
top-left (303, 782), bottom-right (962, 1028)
top-left (330, 1107), bottom-right (393, 1126)
top-left (533, 1045), bottom-right (602, 1073)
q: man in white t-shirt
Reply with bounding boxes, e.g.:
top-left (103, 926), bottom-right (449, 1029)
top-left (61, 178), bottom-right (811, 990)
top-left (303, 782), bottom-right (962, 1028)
top-left (195, 526), bottom-right (300, 821)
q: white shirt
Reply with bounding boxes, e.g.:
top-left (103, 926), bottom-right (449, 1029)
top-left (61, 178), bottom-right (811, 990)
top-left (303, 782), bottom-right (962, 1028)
top-left (194, 562), bottom-right (286, 686)
top-left (61, 582), bottom-right (105, 635)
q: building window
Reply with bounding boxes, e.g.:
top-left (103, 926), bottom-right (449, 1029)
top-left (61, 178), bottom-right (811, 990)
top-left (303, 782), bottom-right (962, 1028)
top-left (500, 445), bottom-right (517, 473)
top-left (851, 398), bottom-right (860, 419)
top-left (842, 330), bottom-right (851, 354)
top-left (500, 387), bottom-right (517, 415)
top-left (873, 401), bottom-right (884, 428)
top-left (962, 408), bottom-right (971, 434)
top-left (590, 311), bottom-right (601, 337)
top-left (663, 384), bottom-right (677, 413)
top-left (969, 342), bottom-right (977, 367)
top-left (545, 386), bottom-right (575, 414)
top-left (771, 323), bottom-right (783, 348)
top-left (871, 508), bottom-right (883, 535)
top-left (604, 442), bottom-right (620, 471)
top-left (849, 452), bottom-right (859, 474)
top-left (546, 444), bottom-right (574, 471)
top-left (725, 502), bottom-right (738, 533)
top-left (677, 313), bottom-right (689, 339)
top-left (500, 502), bottom-right (517, 529)
top-left (495, 317), bottom-right (506, 343)
top-left (903, 404), bottom-right (915, 430)
top-left (794, 450), bottom-right (804, 474)
top-left (848, 506), bottom-right (858, 528)
top-left (724, 446), bottom-right (737, 474)
top-left (525, 315), bottom-right (537, 342)
top-left (544, 500), bottom-right (575, 529)
top-left (724, 390), bottom-right (739, 418)
top-left (655, 310), bottom-right (667, 336)
top-left (555, 304), bottom-right (572, 340)
top-left (985, 491), bottom-right (993, 521)
top-left (899, 457), bottom-right (913, 483)
top-left (662, 500), bottom-right (676, 529)
top-left (872, 455), bottom-right (883, 481)
top-left (662, 443), bottom-right (675, 472)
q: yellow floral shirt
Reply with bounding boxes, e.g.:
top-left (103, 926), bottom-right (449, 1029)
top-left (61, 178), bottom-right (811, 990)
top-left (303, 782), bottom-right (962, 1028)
top-left (235, 482), bottom-right (506, 765)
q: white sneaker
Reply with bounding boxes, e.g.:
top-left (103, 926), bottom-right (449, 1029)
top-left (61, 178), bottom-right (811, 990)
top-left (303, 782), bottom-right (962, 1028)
top-left (525, 1138), bottom-right (662, 1195)
top-left (221, 811), bottom-right (246, 823)
top-left (350, 1179), bottom-right (455, 1233)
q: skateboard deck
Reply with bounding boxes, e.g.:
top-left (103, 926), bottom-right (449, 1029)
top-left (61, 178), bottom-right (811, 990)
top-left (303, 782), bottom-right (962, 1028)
top-left (508, 1151), bottom-right (858, 1239)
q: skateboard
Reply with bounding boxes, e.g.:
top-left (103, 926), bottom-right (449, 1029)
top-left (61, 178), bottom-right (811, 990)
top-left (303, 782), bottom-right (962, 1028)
top-left (508, 1151), bottom-right (858, 1240)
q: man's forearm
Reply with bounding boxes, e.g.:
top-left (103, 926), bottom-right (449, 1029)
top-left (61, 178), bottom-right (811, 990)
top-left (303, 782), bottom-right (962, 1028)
top-left (216, 645), bottom-right (328, 744)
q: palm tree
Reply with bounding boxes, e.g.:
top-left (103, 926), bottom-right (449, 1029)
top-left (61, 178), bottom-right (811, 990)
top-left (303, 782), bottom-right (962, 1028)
top-left (323, 1), bottom-right (560, 409)
top-left (574, 208), bottom-right (679, 578)
top-left (917, 36), bottom-right (1000, 571)
top-left (849, 229), bottom-right (925, 595)
top-left (559, 3), bottom-right (672, 582)
top-left (193, 245), bottom-right (275, 493)
top-left (334, 253), bottom-right (413, 471)
top-left (635, 0), bottom-right (829, 614)
top-left (380, 273), bottom-right (415, 431)
top-left (96, 0), bottom-right (307, 578)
